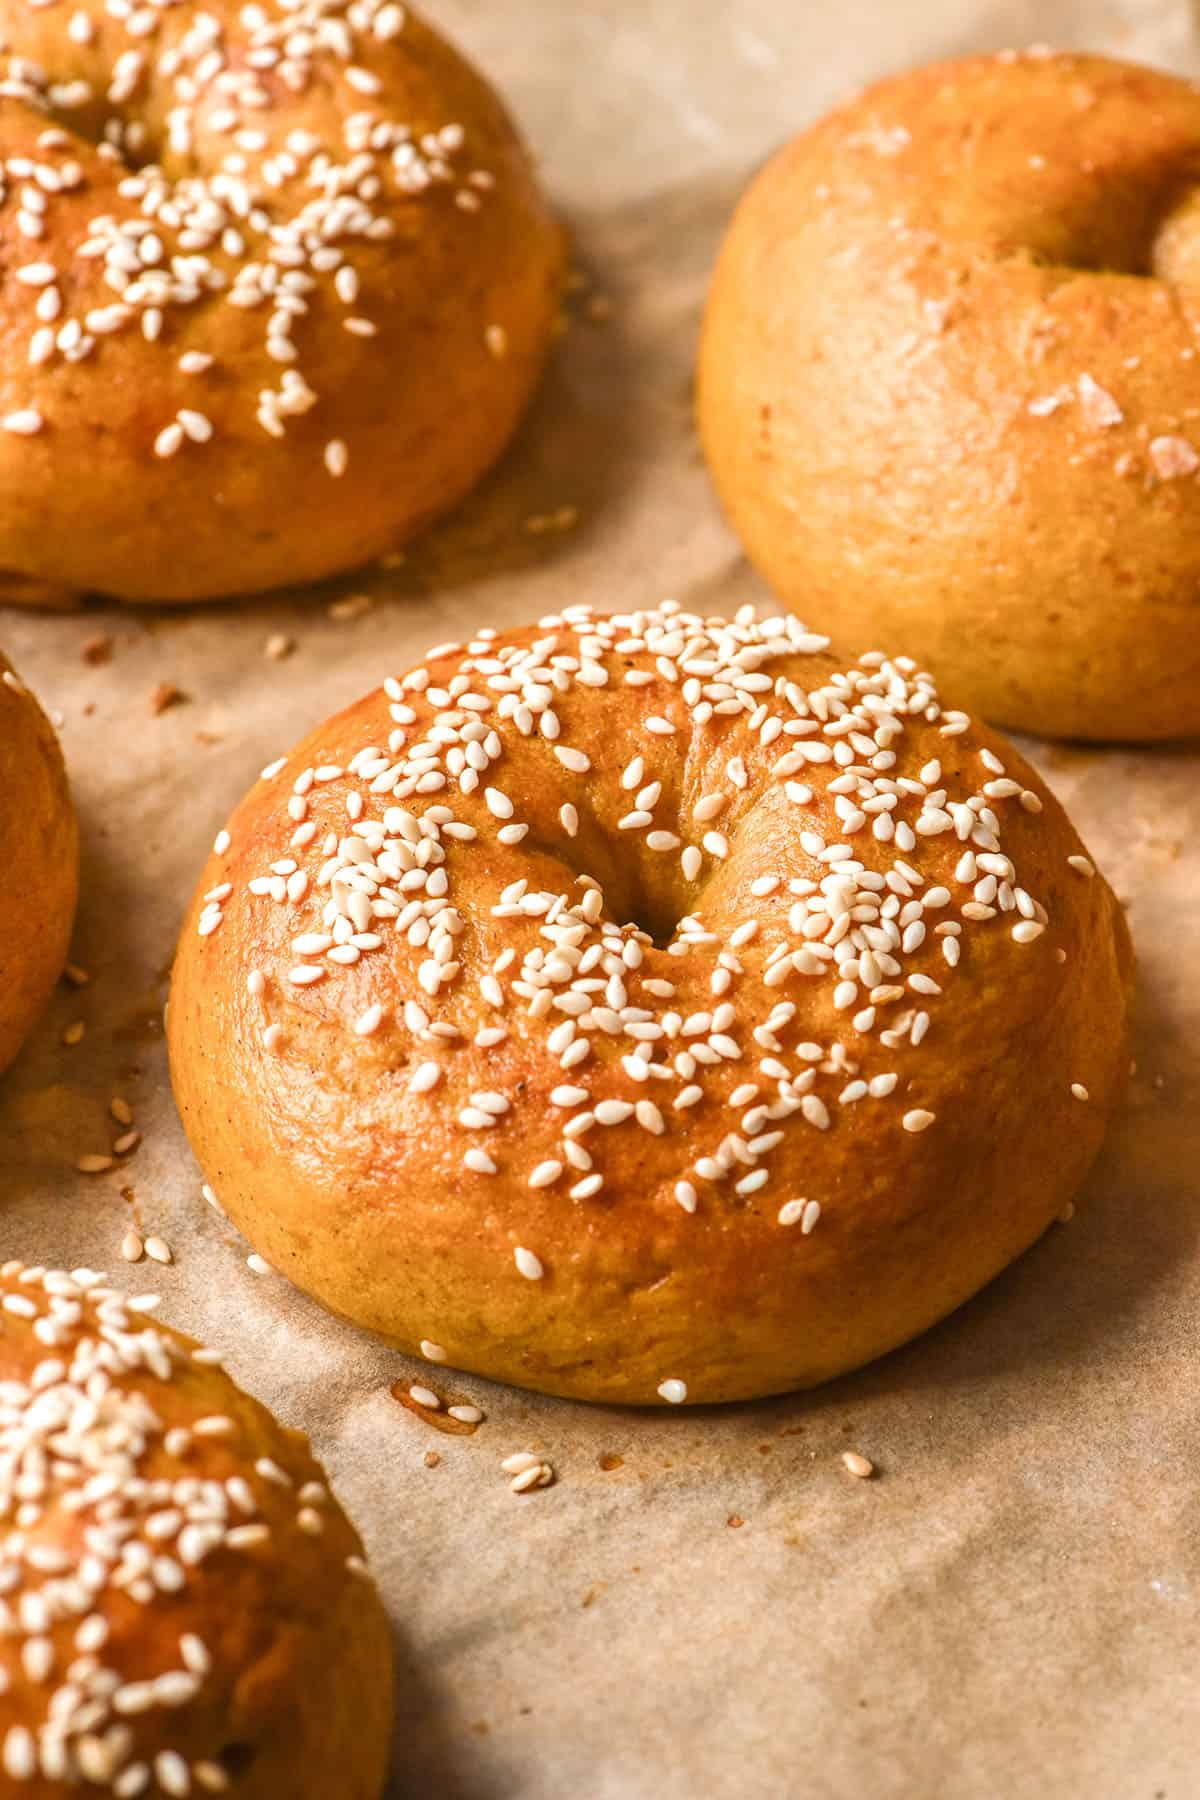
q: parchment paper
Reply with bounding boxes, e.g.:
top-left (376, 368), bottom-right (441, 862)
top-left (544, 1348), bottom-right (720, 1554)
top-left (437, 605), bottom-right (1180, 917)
top-left (3, 3), bottom-right (1199, 1795)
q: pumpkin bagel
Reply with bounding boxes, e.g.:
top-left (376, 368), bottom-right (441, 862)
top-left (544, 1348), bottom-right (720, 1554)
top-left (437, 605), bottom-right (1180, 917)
top-left (0, 0), bottom-right (563, 605)
top-left (0, 652), bottom-right (77, 1075)
top-left (699, 49), bottom-right (1200, 741)
top-left (0, 1260), bottom-right (393, 1796)
top-left (169, 601), bottom-right (1133, 1405)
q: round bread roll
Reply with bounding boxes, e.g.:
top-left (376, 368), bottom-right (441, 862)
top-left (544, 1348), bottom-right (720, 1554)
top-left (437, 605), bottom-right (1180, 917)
top-left (0, 0), bottom-right (563, 606)
top-left (0, 655), bottom-right (78, 1076)
top-left (0, 1259), bottom-right (393, 1795)
top-left (169, 601), bottom-right (1133, 1405)
top-left (698, 49), bottom-right (1200, 742)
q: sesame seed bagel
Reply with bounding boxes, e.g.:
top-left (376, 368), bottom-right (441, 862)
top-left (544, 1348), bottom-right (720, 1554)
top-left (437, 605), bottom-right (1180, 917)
top-left (0, 654), bottom-right (77, 1075)
top-left (168, 602), bottom-right (1133, 1406)
top-left (0, 0), bottom-right (563, 605)
top-left (0, 1261), bottom-right (393, 1796)
top-left (698, 49), bottom-right (1200, 741)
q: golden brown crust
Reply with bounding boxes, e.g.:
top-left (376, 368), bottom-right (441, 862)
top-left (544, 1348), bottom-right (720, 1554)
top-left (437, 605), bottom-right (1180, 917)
top-left (0, 654), bottom-right (78, 1075)
top-left (0, 1), bottom-right (564, 604)
top-left (698, 49), bottom-right (1200, 741)
top-left (168, 603), bottom-right (1134, 1405)
top-left (0, 1261), bottom-right (393, 1796)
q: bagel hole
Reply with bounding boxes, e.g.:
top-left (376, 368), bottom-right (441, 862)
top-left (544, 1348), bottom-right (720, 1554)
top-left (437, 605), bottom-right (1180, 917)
top-left (1011, 167), bottom-right (1200, 281)
top-left (624, 885), bottom-right (694, 951)
top-left (220, 1743), bottom-right (259, 1776)
top-left (552, 837), bottom-right (696, 951)
top-left (22, 86), bottom-right (164, 172)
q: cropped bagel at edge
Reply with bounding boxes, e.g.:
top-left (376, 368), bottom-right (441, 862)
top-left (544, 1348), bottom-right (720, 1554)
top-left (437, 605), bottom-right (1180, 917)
top-left (699, 49), bottom-right (1200, 741)
top-left (0, 652), bottom-right (77, 1075)
top-left (0, 1260), bottom-right (394, 1797)
top-left (0, 0), bottom-right (564, 605)
top-left (169, 602), bottom-right (1133, 1405)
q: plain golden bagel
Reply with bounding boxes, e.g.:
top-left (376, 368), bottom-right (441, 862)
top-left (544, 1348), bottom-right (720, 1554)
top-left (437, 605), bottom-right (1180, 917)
top-left (0, 0), bottom-right (564, 606)
top-left (698, 49), bottom-right (1200, 742)
top-left (0, 654), bottom-right (77, 1075)
top-left (169, 602), bottom-right (1133, 1405)
top-left (0, 1260), bottom-right (394, 1796)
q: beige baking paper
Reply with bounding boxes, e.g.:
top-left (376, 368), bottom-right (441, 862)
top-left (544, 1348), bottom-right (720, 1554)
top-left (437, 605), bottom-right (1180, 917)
top-left (3, 1), bottom-right (1199, 1794)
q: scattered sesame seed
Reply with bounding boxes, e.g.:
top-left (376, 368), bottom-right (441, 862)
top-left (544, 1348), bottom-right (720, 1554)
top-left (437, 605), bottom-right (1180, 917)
top-left (841, 1451), bottom-right (875, 1479)
top-left (509, 1463), bottom-right (549, 1493)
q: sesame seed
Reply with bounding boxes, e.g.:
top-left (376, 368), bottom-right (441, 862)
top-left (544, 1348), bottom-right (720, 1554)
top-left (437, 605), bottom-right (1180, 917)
top-left (902, 1110), bottom-right (936, 1133)
top-left (501, 1451), bottom-right (541, 1475)
top-left (841, 1451), bottom-right (874, 1479)
top-left (657, 1378), bottom-right (687, 1404)
top-left (178, 408), bottom-right (213, 443)
top-left (154, 422), bottom-right (184, 459)
top-left (324, 439), bottom-right (349, 477)
top-left (514, 1247), bottom-right (544, 1280)
top-left (2, 408), bottom-right (44, 435)
top-left (509, 1462), bottom-right (550, 1493)
top-left (4, 1729), bottom-right (36, 1779)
